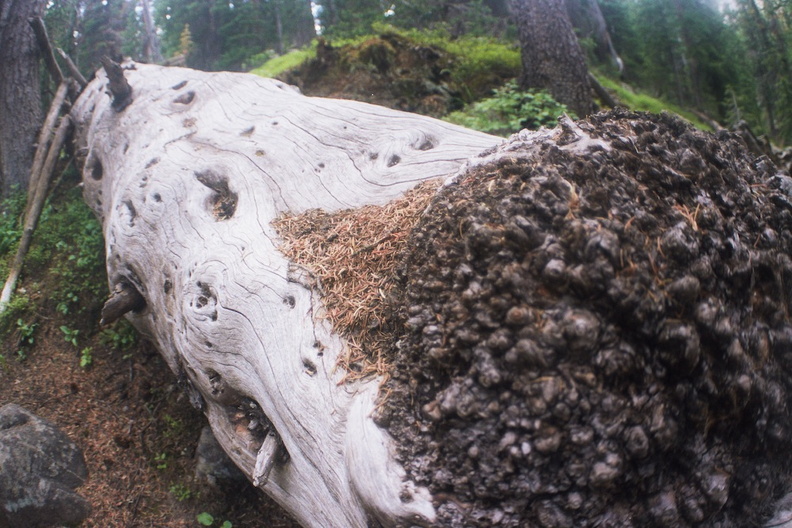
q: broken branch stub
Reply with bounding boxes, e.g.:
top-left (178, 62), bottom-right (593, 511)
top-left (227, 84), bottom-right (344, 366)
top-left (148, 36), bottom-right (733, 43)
top-left (100, 282), bottom-right (146, 326)
top-left (71, 62), bottom-right (498, 527)
top-left (99, 57), bottom-right (132, 111)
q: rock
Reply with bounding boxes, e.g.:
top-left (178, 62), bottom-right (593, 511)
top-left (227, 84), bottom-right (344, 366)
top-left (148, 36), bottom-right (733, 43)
top-left (195, 426), bottom-right (246, 485)
top-left (0, 404), bottom-right (90, 527)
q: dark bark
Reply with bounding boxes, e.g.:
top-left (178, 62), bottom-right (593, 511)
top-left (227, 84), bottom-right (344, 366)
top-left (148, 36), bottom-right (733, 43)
top-left (100, 57), bottom-right (133, 111)
top-left (29, 16), bottom-right (63, 85)
top-left (564, 0), bottom-right (623, 72)
top-left (0, 0), bottom-right (45, 197)
top-left (510, 0), bottom-right (593, 117)
top-left (100, 282), bottom-right (146, 326)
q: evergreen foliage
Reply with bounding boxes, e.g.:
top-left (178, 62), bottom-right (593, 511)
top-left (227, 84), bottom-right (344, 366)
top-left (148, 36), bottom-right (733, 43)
top-left (33, 0), bottom-right (792, 146)
top-left (599, 0), bottom-right (791, 144)
top-left (445, 81), bottom-right (569, 135)
top-left (154, 0), bottom-right (314, 71)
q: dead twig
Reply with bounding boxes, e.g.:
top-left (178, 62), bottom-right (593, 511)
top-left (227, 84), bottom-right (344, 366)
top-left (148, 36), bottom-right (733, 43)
top-left (57, 48), bottom-right (88, 88)
top-left (0, 89), bottom-right (72, 312)
top-left (29, 17), bottom-right (63, 85)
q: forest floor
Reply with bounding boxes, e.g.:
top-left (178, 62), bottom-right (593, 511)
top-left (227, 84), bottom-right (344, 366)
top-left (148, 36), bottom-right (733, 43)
top-left (0, 176), bottom-right (300, 527)
top-left (0, 320), bottom-right (298, 528)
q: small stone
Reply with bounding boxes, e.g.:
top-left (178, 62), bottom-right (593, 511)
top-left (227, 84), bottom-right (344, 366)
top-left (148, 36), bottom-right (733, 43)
top-left (0, 404), bottom-right (91, 527)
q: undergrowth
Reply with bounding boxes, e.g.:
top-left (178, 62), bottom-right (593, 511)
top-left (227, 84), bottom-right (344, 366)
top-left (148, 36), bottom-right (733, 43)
top-left (250, 42), bottom-right (318, 78)
top-left (252, 24), bottom-right (520, 102)
top-left (374, 23), bottom-right (520, 96)
top-left (33, 185), bottom-right (106, 318)
top-left (593, 73), bottom-right (711, 131)
top-left (445, 81), bottom-right (568, 135)
top-left (0, 181), bottom-right (107, 348)
top-left (0, 188), bottom-right (25, 266)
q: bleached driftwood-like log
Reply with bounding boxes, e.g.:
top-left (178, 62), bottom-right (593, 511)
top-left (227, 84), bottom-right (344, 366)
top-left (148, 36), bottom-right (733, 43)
top-left (71, 62), bottom-right (499, 527)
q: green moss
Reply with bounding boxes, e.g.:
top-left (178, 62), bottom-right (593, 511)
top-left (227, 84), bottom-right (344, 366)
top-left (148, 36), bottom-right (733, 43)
top-left (594, 73), bottom-right (711, 131)
top-left (250, 44), bottom-right (317, 78)
top-left (251, 25), bottom-right (520, 103)
top-left (369, 23), bottom-right (520, 100)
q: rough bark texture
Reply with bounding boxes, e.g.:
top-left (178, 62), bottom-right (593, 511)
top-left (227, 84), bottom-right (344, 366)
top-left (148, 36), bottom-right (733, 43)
top-left (0, 0), bottom-right (45, 197)
top-left (70, 62), bottom-right (498, 528)
top-left (510, 0), bottom-right (594, 117)
top-left (377, 111), bottom-right (792, 527)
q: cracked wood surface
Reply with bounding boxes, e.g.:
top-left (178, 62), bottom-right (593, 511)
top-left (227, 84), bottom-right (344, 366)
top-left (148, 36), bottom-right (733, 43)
top-left (71, 63), bottom-right (499, 527)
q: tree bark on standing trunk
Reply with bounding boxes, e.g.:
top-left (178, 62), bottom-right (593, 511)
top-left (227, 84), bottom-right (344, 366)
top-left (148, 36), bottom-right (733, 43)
top-left (140, 0), bottom-right (163, 64)
top-left (510, 0), bottom-right (594, 118)
top-left (0, 0), bottom-right (45, 197)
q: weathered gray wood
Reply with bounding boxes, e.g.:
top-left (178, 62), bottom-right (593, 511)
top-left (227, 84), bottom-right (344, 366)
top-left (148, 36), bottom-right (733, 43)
top-left (71, 62), bottom-right (500, 528)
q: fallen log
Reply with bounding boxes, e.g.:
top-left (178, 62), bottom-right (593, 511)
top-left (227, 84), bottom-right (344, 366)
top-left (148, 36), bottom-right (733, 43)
top-left (71, 62), bottom-right (792, 527)
top-left (71, 62), bottom-right (497, 528)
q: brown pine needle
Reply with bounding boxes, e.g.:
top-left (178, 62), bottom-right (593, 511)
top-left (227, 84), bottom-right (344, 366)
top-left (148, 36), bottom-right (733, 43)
top-left (273, 180), bottom-right (439, 380)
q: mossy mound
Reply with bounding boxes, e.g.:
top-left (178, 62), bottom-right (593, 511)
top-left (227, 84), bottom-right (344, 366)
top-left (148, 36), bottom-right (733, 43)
top-left (279, 32), bottom-right (517, 117)
top-left (379, 110), bottom-right (792, 527)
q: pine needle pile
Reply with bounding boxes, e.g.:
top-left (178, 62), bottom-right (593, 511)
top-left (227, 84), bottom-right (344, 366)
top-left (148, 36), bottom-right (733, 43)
top-left (272, 180), bottom-right (440, 378)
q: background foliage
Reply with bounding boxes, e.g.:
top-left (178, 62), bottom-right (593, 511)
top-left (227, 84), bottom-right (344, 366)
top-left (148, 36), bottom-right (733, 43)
top-left (37, 0), bottom-right (791, 145)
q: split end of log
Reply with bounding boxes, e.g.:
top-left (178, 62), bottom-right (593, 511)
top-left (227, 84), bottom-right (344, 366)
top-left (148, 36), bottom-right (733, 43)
top-left (252, 431), bottom-right (285, 488)
top-left (100, 57), bottom-right (133, 112)
top-left (100, 282), bottom-right (146, 326)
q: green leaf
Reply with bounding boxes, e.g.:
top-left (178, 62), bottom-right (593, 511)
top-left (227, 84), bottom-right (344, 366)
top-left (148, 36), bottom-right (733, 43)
top-left (196, 512), bottom-right (214, 526)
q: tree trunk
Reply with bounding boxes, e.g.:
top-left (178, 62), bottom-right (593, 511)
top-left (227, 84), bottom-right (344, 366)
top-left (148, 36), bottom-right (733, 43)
top-left (0, 0), bottom-right (45, 197)
top-left (564, 0), bottom-right (623, 72)
top-left (139, 0), bottom-right (163, 64)
top-left (510, 0), bottom-right (593, 117)
top-left (273, 0), bottom-right (284, 55)
top-left (70, 62), bottom-right (498, 528)
top-left (293, 0), bottom-right (318, 48)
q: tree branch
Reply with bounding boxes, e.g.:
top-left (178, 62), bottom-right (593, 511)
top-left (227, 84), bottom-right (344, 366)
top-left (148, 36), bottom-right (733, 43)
top-left (57, 48), bottom-right (88, 89)
top-left (588, 72), bottom-right (620, 109)
top-left (100, 282), bottom-right (147, 326)
top-left (28, 82), bottom-right (69, 194)
top-left (28, 17), bottom-right (63, 85)
top-left (0, 114), bottom-right (72, 311)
